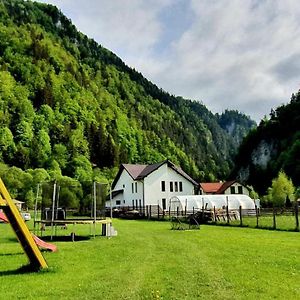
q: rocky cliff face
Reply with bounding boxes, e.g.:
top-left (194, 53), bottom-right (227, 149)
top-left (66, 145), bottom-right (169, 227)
top-left (233, 90), bottom-right (300, 194)
top-left (250, 140), bottom-right (278, 169)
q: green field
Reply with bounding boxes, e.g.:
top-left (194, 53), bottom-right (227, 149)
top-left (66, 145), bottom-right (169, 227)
top-left (0, 219), bottom-right (299, 299)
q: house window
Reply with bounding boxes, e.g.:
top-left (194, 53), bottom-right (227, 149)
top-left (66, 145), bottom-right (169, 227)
top-left (161, 181), bottom-right (165, 192)
top-left (123, 200), bottom-right (125, 204)
top-left (135, 182), bottom-right (138, 193)
top-left (162, 198), bottom-right (166, 210)
top-left (230, 186), bottom-right (235, 194)
top-left (179, 182), bottom-right (183, 192)
top-left (116, 200), bottom-right (121, 205)
top-left (175, 182), bottom-right (178, 192)
top-left (132, 183), bottom-right (134, 193)
top-left (170, 182), bottom-right (173, 192)
top-left (238, 186), bottom-right (243, 194)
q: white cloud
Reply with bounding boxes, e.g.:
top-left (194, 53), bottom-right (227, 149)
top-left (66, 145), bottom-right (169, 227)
top-left (38, 0), bottom-right (171, 62)
top-left (37, 0), bottom-right (300, 121)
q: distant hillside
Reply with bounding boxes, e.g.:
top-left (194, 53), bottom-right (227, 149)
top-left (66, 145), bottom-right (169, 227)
top-left (0, 0), bottom-right (254, 189)
top-left (233, 91), bottom-right (300, 194)
top-left (217, 110), bottom-right (256, 145)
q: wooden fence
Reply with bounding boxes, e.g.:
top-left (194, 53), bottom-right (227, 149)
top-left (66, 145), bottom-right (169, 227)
top-left (111, 203), bottom-right (299, 232)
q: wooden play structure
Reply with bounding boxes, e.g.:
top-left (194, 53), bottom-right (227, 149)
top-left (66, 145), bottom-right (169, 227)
top-left (34, 181), bottom-right (115, 241)
top-left (0, 178), bottom-right (52, 270)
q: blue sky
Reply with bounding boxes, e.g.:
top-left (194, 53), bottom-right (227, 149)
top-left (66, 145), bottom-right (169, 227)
top-left (37, 0), bottom-right (300, 122)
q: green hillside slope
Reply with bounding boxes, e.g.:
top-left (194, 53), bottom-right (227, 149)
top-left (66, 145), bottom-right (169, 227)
top-left (217, 110), bottom-right (256, 145)
top-left (0, 0), bottom-right (255, 204)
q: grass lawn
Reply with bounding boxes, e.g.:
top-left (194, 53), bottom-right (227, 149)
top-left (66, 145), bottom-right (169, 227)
top-left (0, 219), bottom-right (299, 299)
top-left (229, 215), bottom-right (298, 231)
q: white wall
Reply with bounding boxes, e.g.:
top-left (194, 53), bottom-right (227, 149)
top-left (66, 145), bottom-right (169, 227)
top-left (144, 163), bottom-right (195, 208)
top-left (224, 183), bottom-right (249, 196)
top-left (109, 163), bottom-right (196, 209)
top-left (110, 169), bottom-right (143, 207)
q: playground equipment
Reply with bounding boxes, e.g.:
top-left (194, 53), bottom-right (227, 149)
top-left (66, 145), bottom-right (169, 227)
top-left (34, 181), bottom-right (114, 240)
top-left (0, 178), bottom-right (49, 270)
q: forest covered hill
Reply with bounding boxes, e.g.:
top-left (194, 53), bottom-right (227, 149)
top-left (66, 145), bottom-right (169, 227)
top-left (0, 0), bottom-right (255, 204)
top-left (233, 91), bottom-right (300, 194)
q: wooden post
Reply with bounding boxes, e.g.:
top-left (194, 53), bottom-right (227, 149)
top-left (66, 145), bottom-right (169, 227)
top-left (163, 208), bottom-right (165, 219)
top-left (157, 204), bottom-right (160, 220)
top-left (146, 205), bottom-right (149, 219)
top-left (176, 207), bottom-right (179, 217)
top-left (239, 206), bottom-right (242, 227)
top-left (226, 205), bottom-right (229, 224)
top-left (168, 206), bottom-right (171, 218)
top-left (193, 207), bottom-right (195, 215)
top-left (184, 206), bottom-right (187, 216)
top-left (213, 206), bottom-right (216, 223)
top-left (255, 204), bottom-right (259, 228)
top-left (273, 206), bottom-right (276, 230)
top-left (295, 201), bottom-right (299, 231)
top-left (149, 205), bottom-right (152, 219)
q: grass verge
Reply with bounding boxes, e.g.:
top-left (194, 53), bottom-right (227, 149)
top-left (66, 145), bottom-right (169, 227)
top-left (0, 219), bottom-right (299, 299)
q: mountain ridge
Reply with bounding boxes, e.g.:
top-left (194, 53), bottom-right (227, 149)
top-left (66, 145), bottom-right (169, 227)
top-left (0, 0), bottom-right (255, 189)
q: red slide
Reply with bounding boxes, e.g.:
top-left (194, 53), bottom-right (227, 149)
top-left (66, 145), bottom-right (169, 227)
top-left (32, 234), bottom-right (57, 252)
top-left (0, 211), bottom-right (8, 223)
top-left (1, 210), bottom-right (57, 252)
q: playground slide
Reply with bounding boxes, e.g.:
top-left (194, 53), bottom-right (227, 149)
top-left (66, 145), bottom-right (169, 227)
top-left (0, 210), bottom-right (57, 252)
top-left (32, 234), bottom-right (57, 252)
top-left (0, 211), bottom-right (8, 223)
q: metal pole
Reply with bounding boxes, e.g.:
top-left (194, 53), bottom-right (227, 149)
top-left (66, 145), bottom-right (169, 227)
top-left (56, 185), bottom-right (60, 219)
top-left (33, 183), bottom-right (40, 235)
top-left (51, 182), bottom-right (56, 241)
top-left (110, 183), bottom-right (113, 219)
top-left (93, 181), bottom-right (96, 238)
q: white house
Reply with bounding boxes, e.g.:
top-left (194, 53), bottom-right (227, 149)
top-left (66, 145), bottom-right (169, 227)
top-left (107, 160), bottom-right (198, 210)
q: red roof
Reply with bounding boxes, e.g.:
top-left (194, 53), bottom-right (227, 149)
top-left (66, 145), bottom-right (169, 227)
top-left (200, 181), bottom-right (238, 194)
top-left (200, 182), bottom-right (223, 193)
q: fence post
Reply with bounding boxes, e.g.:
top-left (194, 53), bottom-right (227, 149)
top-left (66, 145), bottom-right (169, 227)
top-left (295, 201), bottom-right (299, 231)
top-left (157, 204), bottom-right (160, 220)
top-left (213, 206), bottom-right (216, 223)
top-left (184, 206), bottom-right (187, 216)
top-left (226, 205), bottom-right (229, 224)
top-left (239, 206), bottom-right (242, 227)
top-left (168, 206), bottom-right (171, 219)
top-left (255, 204), bottom-right (259, 228)
top-left (149, 205), bottom-right (152, 219)
top-left (146, 205), bottom-right (148, 219)
top-left (163, 208), bottom-right (165, 219)
top-left (176, 207), bottom-right (179, 217)
top-left (193, 207), bottom-right (195, 215)
top-left (273, 206), bottom-right (276, 230)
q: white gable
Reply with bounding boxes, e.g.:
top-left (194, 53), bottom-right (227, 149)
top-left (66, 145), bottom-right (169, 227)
top-left (108, 161), bottom-right (196, 209)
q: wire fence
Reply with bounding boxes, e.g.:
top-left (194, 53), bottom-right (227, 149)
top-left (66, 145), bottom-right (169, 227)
top-left (111, 204), bottom-right (300, 232)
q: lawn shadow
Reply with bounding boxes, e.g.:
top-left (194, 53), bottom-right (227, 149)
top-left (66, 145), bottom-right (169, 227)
top-left (0, 264), bottom-right (41, 276)
top-left (0, 252), bottom-right (23, 257)
top-left (40, 235), bottom-right (91, 242)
